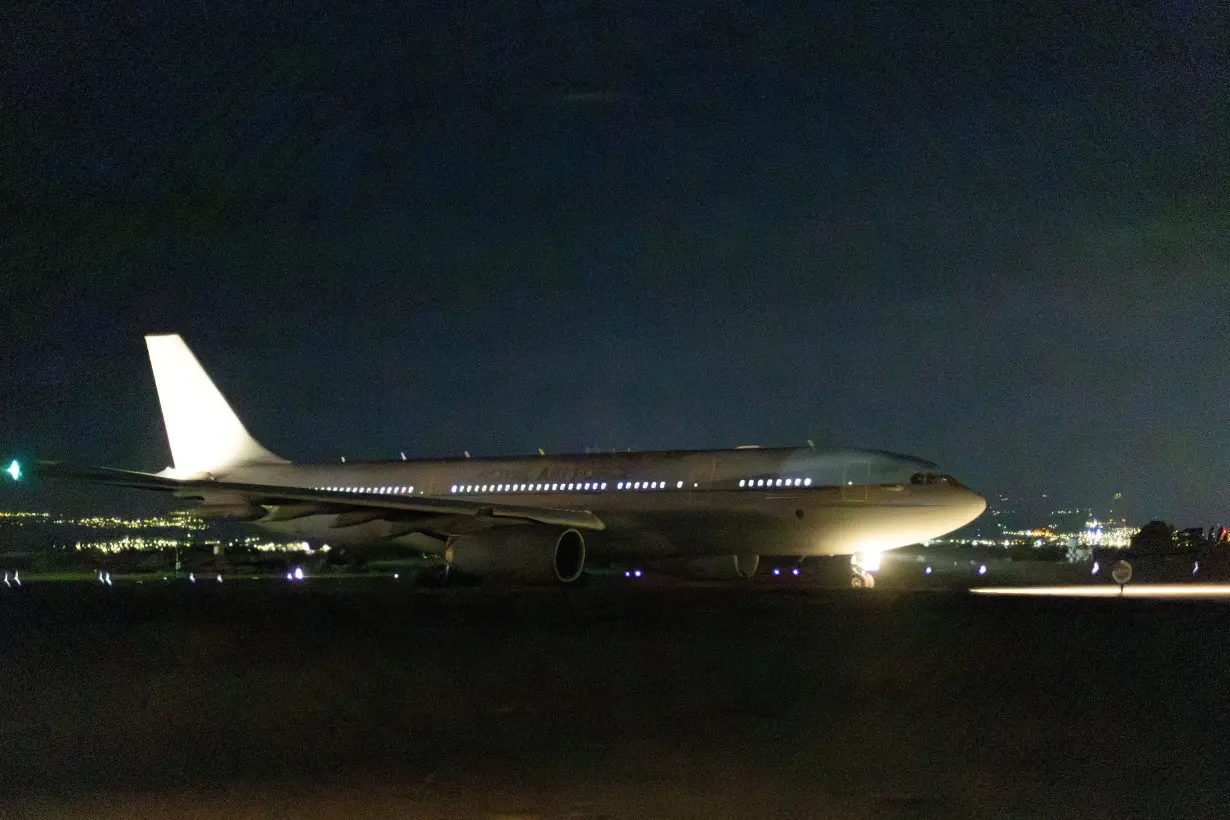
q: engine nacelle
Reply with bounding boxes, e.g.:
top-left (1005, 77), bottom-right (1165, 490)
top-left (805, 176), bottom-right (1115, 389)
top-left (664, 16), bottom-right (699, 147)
top-left (444, 527), bottom-right (586, 584)
top-left (647, 553), bottom-right (760, 581)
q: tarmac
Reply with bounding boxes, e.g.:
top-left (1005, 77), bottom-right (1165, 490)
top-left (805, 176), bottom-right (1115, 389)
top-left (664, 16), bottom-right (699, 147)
top-left (1, 577), bottom-right (1227, 819)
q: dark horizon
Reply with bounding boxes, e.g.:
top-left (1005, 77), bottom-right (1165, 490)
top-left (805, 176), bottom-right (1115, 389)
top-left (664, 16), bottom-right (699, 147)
top-left (4, 3), bottom-right (1229, 525)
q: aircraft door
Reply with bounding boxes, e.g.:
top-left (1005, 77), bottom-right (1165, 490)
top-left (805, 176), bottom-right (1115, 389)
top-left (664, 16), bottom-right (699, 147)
top-left (688, 456), bottom-right (715, 489)
top-left (842, 461), bottom-right (870, 501)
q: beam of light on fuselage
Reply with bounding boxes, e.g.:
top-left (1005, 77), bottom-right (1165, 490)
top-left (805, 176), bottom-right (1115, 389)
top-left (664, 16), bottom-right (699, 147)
top-left (971, 585), bottom-right (1230, 599)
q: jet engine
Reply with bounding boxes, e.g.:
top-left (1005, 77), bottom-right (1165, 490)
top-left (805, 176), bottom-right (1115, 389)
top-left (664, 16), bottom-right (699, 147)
top-left (444, 527), bottom-right (586, 583)
top-left (647, 553), bottom-right (760, 581)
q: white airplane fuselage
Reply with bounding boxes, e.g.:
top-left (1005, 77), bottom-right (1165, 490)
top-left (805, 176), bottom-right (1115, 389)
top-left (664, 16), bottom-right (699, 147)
top-left (222, 447), bottom-right (986, 559)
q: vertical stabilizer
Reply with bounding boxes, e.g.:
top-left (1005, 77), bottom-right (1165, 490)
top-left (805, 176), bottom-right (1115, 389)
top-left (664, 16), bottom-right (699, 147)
top-left (144, 334), bottom-right (287, 475)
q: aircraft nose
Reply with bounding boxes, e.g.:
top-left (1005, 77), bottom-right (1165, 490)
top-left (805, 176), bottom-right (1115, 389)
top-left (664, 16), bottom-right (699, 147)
top-left (962, 488), bottom-right (988, 524)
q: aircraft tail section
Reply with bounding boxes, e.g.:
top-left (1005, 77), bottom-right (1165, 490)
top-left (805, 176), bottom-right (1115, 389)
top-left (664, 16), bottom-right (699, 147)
top-left (144, 334), bottom-right (288, 476)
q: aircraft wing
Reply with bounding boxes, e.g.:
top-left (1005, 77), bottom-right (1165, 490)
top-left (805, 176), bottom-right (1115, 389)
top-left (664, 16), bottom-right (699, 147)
top-left (35, 461), bottom-right (606, 532)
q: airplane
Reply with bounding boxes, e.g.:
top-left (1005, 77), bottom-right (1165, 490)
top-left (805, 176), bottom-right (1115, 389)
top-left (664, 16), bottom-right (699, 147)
top-left (18, 334), bottom-right (986, 587)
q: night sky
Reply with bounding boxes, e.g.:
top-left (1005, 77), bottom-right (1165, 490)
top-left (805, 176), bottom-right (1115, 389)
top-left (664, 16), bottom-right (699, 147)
top-left (4, 3), bottom-right (1230, 524)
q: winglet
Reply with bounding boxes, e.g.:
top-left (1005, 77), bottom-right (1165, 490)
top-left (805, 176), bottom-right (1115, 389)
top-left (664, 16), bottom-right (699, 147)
top-left (144, 335), bottom-right (288, 476)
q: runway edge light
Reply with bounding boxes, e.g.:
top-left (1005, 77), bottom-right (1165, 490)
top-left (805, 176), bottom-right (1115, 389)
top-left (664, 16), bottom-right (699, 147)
top-left (5, 459), bottom-right (21, 481)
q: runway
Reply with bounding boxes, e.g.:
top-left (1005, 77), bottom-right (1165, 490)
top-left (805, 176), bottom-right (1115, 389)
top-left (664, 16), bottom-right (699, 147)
top-left (1, 579), bottom-right (1227, 818)
top-left (973, 583), bottom-right (1230, 598)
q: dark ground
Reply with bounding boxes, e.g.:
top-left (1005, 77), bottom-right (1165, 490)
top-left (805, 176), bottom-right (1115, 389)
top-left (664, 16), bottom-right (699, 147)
top-left (1, 579), bottom-right (1226, 819)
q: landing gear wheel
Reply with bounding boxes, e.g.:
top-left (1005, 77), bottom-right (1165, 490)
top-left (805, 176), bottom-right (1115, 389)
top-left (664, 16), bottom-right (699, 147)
top-left (851, 571), bottom-right (875, 589)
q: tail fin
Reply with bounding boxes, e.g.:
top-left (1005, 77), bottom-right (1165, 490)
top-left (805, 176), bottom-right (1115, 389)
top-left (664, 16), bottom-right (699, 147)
top-left (144, 334), bottom-right (287, 476)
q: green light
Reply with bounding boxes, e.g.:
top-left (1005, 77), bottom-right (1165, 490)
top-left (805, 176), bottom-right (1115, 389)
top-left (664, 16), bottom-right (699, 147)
top-left (5, 460), bottom-right (20, 481)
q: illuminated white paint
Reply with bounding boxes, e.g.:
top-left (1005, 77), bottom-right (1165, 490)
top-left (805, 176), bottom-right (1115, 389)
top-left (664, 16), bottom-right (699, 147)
top-left (145, 334), bottom-right (287, 476)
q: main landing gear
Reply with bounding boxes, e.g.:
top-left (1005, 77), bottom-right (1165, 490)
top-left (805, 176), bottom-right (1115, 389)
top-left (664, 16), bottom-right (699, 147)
top-left (850, 569), bottom-right (875, 589)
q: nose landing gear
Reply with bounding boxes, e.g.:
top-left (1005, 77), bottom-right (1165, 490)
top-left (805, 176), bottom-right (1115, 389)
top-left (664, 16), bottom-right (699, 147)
top-left (850, 551), bottom-right (880, 589)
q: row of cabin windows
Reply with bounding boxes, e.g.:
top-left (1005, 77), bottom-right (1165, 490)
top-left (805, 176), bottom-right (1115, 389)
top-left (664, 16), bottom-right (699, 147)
top-left (314, 486), bottom-right (415, 494)
top-left (311, 478), bottom-right (814, 495)
top-left (452, 481), bottom-right (612, 494)
top-left (441, 478), bottom-right (812, 493)
top-left (447, 481), bottom-right (689, 494)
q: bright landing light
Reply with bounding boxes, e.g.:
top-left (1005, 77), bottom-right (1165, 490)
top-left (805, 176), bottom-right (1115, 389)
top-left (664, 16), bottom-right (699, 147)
top-left (5, 460), bottom-right (20, 481)
top-left (972, 585), bottom-right (1230, 599)
top-left (853, 549), bottom-right (882, 573)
